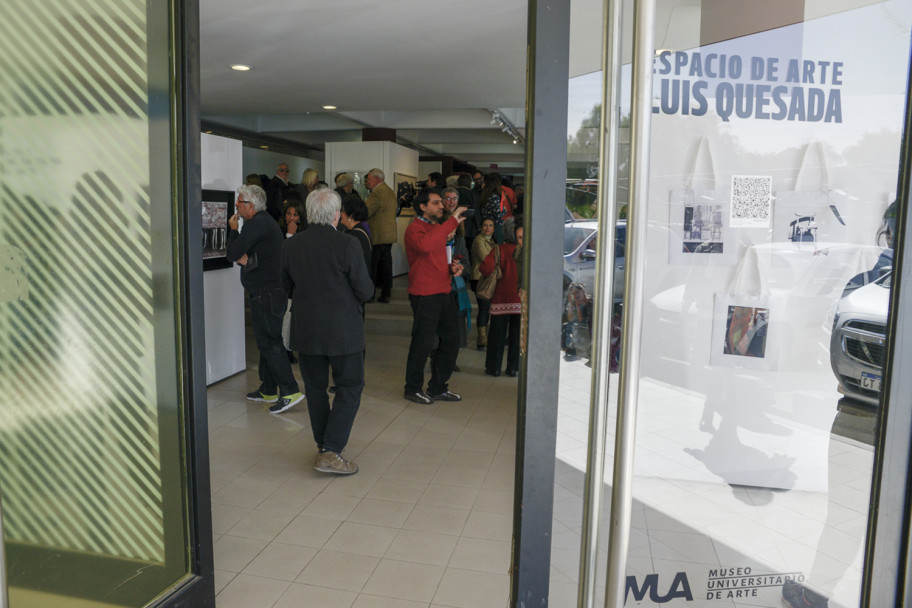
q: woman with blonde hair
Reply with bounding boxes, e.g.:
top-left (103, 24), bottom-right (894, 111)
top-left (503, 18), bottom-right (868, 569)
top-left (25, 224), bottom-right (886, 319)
top-left (296, 168), bottom-right (319, 199)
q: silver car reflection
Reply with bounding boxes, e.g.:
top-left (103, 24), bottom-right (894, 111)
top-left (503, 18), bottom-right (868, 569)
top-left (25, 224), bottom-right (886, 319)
top-left (830, 251), bottom-right (892, 406)
top-left (563, 219), bottom-right (626, 303)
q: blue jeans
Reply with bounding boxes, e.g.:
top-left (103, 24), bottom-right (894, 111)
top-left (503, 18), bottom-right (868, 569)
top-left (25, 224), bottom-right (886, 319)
top-left (249, 289), bottom-right (299, 396)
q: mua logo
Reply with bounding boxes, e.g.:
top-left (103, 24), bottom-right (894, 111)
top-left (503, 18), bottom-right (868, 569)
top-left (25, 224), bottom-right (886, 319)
top-left (626, 572), bottom-right (694, 604)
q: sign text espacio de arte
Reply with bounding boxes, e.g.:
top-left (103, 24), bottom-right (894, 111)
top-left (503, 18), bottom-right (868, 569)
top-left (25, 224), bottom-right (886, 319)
top-left (653, 51), bottom-right (844, 123)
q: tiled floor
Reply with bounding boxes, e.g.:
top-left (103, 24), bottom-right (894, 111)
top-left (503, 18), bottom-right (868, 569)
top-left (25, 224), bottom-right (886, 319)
top-left (208, 311), bottom-right (516, 608)
top-left (209, 283), bottom-right (875, 607)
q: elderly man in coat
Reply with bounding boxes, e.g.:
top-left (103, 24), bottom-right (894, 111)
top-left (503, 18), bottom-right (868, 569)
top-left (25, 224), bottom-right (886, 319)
top-left (281, 188), bottom-right (375, 475)
top-left (364, 168), bottom-right (398, 303)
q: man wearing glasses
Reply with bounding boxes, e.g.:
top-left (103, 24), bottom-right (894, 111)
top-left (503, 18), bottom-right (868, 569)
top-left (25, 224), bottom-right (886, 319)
top-left (265, 162), bottom-right (293, 221)
top-left (227, 184), bottom-right (304, 413)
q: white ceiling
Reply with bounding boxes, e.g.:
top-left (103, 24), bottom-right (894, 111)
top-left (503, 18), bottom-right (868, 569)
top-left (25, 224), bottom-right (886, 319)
top-left (200, 0), bottom-right (533, 174)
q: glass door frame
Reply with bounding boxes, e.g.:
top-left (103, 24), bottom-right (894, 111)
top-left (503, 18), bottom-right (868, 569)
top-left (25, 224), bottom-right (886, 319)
top-left (515, 1), bottom-right (912, 607)
top-left (163, 0), bottom-right (216, 605)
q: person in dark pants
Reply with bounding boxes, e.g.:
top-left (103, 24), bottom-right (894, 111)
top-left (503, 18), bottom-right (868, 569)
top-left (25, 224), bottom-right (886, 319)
top-left (403, 189), bottom-right (468, 404)
top-left (480, 217), bottom-right (523, 377)
top-left (364, 168), bottom-right (397, 303)
top-left (227, 184), bottom-right (304, 413)
top-left (281, 188), bottom-right (374, 475)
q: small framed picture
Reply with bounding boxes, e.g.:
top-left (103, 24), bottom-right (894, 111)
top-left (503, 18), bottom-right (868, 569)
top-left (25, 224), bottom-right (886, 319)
top-left (202, 189), bottom-right (234, 271)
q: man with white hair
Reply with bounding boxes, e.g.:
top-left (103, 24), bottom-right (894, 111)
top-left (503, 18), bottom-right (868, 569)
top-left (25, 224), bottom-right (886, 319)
top-left (364, 168), bottom-right (397, 303)
top-left (334, 172), bottom-right (361, 202)
top-left (227, 184), bottom-right (304, 413)
top-left (281, 188), bottom-right (374, 474)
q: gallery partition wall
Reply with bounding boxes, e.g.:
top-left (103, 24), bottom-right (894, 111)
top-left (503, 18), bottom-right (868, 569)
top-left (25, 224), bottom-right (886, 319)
top-left (0, 0), bottom-right (213, 607)
top-left (524, 0), bottom-right (912, 606)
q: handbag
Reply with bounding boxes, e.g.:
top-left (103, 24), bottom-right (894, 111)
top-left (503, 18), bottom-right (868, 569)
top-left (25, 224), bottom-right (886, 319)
top-left (476, 245), bottom-right (502, 300)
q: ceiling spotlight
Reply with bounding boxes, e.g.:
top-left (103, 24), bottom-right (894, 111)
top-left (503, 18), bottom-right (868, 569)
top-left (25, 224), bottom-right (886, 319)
top-left (513, 138), bottom-right (519, 145)
top-left (322, 105), bottom-right (337, 110)
top-left (230, 64), bottom-right (251, 71)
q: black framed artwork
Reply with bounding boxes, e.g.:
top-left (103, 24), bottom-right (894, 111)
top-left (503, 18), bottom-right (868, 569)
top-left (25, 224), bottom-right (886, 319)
top-left (202, 189), bottom-right (234, 271)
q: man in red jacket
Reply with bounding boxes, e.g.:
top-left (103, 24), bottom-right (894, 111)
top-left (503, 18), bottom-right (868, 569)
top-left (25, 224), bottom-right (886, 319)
top-left (403, 189), bottom-right (468, 404)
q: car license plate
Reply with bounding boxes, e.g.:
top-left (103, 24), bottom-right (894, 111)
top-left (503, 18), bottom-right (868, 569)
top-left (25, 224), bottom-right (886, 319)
top-left (861, 372), bottom-right (882, 392)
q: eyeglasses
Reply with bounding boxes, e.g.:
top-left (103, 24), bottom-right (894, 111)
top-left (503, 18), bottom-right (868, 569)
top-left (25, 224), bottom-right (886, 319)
top-left (443, 196), bottom-right (459, 201)
top-left (278, 168), bottom-right (289, 173)
top-left (237, 199), bottom-right (251, 206)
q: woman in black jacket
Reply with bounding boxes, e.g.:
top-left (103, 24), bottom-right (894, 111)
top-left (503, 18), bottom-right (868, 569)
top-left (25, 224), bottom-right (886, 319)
top-left (339, 194), bottom-right (372, 273)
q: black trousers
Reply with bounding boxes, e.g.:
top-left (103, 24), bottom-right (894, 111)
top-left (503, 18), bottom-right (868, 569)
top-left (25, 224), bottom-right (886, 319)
top-left (405, 293), bottom-right (459, 394)
top-left (298, 351), bottom-right (364, 454)
top-left (249, 289), bottom-right (299, 396)
top-left (486, 313), bottom-right (521, 374)
top-left (370, 243), bottom-right (393, 299)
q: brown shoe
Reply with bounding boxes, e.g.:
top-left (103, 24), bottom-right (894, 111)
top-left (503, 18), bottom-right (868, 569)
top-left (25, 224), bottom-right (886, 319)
top-left (314, 451), bottom-right (358, 475)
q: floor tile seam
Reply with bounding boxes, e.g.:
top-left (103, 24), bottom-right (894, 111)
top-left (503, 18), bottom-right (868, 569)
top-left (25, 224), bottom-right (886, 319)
top-left (215, 574), bottom-right (292, 607)
top-left (295, 549), bottom-right (385, 594)
top-left (213, 570), bottom-right (240, 596)
top-left (348, 499), bottom-right (419, 529)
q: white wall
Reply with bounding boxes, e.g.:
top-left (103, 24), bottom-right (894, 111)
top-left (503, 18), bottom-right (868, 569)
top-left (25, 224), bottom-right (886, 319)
top-left (201, 133), bottom-right (247, 385)
top-left (326, 141), bottom-right (420, 275)
top-left (418, 161), bottom-right (441, 180)
top-left (243, 147), bottom-right (324, 186)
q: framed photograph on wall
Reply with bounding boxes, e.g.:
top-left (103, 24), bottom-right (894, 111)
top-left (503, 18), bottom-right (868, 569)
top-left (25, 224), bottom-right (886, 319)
top-left (394, 173), bottom-right (417, 216)
top-left (202, 189), bottom-right (234, 271)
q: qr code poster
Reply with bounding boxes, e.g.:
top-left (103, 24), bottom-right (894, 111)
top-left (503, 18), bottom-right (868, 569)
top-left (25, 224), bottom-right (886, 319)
top-left (730, 175), bottom-right (773, 228)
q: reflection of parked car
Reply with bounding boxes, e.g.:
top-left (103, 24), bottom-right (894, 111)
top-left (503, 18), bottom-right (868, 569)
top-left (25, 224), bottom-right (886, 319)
top-left (561, 220), bottom-right (626, 361)
top-left (563, 219), bottom-right (626, 303)
top-left (830, 250), bottom-right (893, 406)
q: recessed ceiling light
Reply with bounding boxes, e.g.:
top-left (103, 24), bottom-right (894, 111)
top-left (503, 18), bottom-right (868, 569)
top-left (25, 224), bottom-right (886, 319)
top-left (231, 64), bottom-right (251, 71)
top-left (260, 145), bottom-right (268, 150)
top-left (322, 105), bottom-right (337, 110)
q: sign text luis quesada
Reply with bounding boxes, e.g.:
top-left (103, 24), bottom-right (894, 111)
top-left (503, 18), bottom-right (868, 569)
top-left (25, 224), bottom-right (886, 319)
top-left (653, 51), bottom-right (844, 123)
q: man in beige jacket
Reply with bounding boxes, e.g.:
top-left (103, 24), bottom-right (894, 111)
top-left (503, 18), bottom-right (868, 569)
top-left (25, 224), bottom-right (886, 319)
top-left (364, 168), bottom-right (398, 303)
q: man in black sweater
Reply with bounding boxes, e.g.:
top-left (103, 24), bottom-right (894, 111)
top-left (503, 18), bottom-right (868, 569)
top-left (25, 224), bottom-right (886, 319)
top-left (227, 184), bottom-right (304, 413)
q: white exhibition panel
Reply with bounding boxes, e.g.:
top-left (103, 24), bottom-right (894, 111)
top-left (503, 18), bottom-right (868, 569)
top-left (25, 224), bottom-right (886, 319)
top-left (201, 133), bottom-right (246, 384)
top-left (242, 147), bottom-right (324, 186)
top-left (326, 141), bottom-right (419, 276)
top-left (634, 6), bottom-right (909, 491)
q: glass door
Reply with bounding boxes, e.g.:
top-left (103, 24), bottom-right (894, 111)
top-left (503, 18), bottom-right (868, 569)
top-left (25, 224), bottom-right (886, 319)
top-left (619, 3), bottom-right (910, 606)
top-left (0, 0), bottom-right (212, 606)
top-left (549, 1), bottom-right (912, 606)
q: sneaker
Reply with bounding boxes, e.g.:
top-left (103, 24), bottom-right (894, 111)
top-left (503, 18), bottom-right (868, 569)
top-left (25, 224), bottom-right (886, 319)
top-left (428, 390), bottom-right (461, 402)
top-left (314, 451), bottom-right (358, 475)
top-left (246, 390), bottom-right (278, 403)
top-left (404, 390), bottom-right (434, 404)
top-left (269, 392), bottom-right (304, 414)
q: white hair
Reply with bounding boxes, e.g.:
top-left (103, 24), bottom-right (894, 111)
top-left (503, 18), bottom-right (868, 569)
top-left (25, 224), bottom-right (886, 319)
top-left (367, 168), bottom-right (385, 181)
top-left (306, 188), bottom-right (341, 226)
top-left (236, 184), bottom-right (267, 212)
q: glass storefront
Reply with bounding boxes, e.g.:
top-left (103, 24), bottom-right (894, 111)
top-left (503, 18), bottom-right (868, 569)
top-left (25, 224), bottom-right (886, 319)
top-left (551, 1), bottom-right (910, 606)
top-left (0, 1), bottom-right (202, 606)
